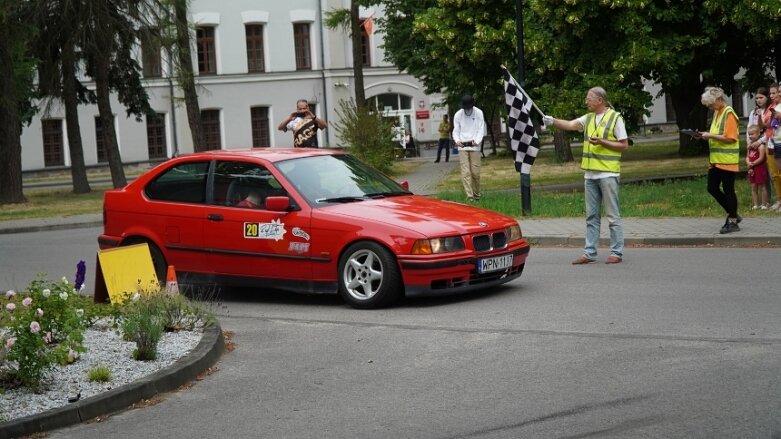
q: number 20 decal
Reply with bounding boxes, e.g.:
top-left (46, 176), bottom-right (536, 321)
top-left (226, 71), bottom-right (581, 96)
top-left (243, 219), bottom-right (287, 241)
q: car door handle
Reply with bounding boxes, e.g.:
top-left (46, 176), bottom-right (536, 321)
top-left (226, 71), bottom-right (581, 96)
top-left (207, 214), bottom-right (223, 222)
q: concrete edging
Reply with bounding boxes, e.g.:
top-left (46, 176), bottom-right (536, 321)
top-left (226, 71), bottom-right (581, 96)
top-left (0, 322), bottom-right (225, 439)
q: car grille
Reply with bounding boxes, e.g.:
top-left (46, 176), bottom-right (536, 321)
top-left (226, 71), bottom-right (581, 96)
top-left (472, 231), bottom-right (508, 252)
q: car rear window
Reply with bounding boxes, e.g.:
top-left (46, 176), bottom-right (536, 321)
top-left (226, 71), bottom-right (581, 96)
top-left (145, 162), bottom-right (209, 203)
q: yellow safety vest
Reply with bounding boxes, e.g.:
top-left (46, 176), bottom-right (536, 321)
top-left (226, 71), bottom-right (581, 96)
top-left (581, 109), bottom-right (622, 172)
top-left (708, 106), bottom-right (739, 165)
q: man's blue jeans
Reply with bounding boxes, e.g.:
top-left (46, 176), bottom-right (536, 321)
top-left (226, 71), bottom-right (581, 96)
top-left (583, 176), bottom-right (624, 259)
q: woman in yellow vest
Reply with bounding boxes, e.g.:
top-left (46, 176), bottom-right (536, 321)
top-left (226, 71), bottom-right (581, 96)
top-left (696, 87), bottom-right (741, 234)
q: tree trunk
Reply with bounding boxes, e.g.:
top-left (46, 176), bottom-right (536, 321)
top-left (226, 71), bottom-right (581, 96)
top-left (667, 74), bottom-right (708, 157)
top-left (174, 0), bottom-right (204, 152)
top-left (95, 55), bottom-right (127, 188)
top-left (351, 2), bottom-right (365, 108)
top-left (62, 43), bottom-right (91, 194)
top-left (553, 130), bottom-right (573, 163)
top-left (0, 37), bottom-right (26, 204)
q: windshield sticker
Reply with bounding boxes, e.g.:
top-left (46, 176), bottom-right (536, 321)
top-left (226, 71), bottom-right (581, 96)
top-left (288, 242), bottom-right (310, 254)
top-left (244, 219), bottom-right (287, 241)
top-left (292, 227), bottom-right (310, 241)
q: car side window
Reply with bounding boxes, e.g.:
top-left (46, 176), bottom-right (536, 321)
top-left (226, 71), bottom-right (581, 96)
top-left (213, 161), bottom-right (286, 209)
top-left (145, 162), bottom-right (210, 203)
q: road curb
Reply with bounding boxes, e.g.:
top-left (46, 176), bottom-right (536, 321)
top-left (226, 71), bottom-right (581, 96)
top-left (526, 236), bottom-right (781, 247)
top-left (0, 322), bottom-right (224, 439)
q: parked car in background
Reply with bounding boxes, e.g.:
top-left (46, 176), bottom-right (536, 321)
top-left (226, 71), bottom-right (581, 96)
top-left (98, 148), bottom-right (530, 308)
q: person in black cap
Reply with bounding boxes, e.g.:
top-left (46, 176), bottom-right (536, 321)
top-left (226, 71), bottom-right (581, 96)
top-left (453, 94), bottom-right (486, 201)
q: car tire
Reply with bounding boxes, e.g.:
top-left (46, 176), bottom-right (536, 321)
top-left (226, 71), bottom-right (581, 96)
top-left (338, 241), bottom-right (403, 309)
top-left (121, 238), bottom-right (168, 287)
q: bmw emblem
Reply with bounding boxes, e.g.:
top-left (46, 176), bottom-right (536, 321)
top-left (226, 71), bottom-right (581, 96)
top-left (478, 222), bottom-right (488, 228)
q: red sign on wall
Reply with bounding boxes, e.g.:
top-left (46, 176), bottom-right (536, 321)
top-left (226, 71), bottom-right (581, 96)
top-left (415, 110), bottom-right (430, 119)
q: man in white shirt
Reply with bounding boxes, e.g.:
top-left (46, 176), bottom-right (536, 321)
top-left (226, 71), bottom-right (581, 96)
top-left (453, 95), bottom-right (486, 201)
top-left (543, 87), bottom-right (629, 265)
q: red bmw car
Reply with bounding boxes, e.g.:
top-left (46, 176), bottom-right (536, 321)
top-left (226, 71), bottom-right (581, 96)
top-left (98, 148), bottom-right (530, 308)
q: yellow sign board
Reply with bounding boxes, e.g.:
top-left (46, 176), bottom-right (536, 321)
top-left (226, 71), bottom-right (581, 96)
top-left (95, 243), bottom-right (160, 304)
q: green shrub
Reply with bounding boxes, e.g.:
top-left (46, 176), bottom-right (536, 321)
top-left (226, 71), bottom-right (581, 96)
top-left (2, 276), bottom-right (90, 390)
top-left (87, 364), bottom-right (112, 383)
top-left (332, 99), bottom-right (398, 174)
top-left (120, 296), bottom-right (164, 361)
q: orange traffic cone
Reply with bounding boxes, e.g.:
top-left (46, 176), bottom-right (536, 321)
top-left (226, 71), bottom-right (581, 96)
top-left (165, 265), bottom-right (179, 295)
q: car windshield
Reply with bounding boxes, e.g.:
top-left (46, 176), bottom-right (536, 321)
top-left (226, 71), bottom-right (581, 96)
top-left (276, 154), bottom-right (411, 206)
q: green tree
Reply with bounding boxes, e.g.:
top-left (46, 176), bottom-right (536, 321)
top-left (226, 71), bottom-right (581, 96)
top-left (0, 0), bottom-right (36, 204)
top-left (32, 0), bottom-right (99, 194)
top-left (325, 1), bottom-right (368, 108)
top-left (81, 0), bottom-right (160, 188)
top-left (378, 0), bottom-right (779, 160)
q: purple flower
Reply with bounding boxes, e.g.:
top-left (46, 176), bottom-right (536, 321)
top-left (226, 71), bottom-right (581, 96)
top-left (5, 290), bottom-right (15, 298)
top-left (37, 308), bottom-right (44, 317)
top-left (5, 303), bottom-right (15, 312)
top-left (30, 321), bottom-right (41, 333)
top-left (22, 297), bottom-right (32, 307)
top-left (75, 260), bottom-right (86, 291)
top-left (5, 338), bottom-right (14, 349)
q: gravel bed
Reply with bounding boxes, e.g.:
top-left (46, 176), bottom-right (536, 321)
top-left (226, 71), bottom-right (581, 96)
top-left (1, 320), bottom-right (202, 423)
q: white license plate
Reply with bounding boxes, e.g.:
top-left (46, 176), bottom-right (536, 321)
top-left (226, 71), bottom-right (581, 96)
top-left (477, 253), bottom-right (514, 273)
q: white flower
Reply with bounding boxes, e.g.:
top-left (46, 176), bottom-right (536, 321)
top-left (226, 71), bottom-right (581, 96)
top-left (78, 283), bottom-right (85, 292)
top-left (59, 291), bottom-right (69, 301)
top-left (5, 290), bottom-right (15, 298)
top-left (75, 309), bottom-right (84, 317)
top-left (30, 321), bottom-right (41, 333)
top-left (4, 337), bottom-right (14, 349)
top-left (22, 297), bottom-right (32, 307)
top-left (62, 276), bottom-right (68, 284)
top-left (44, 332), bottom-right (53, 344)
top-left (131, 292), bottom-right (141, 302)
top-left (37, 308), bottom-right (44, 317)
top-left (67, 349), bottom-right (79, 363)
top-left (42, 288), bottom-right (51, 297)
top-left (5, 303), bottom-right (15, 311)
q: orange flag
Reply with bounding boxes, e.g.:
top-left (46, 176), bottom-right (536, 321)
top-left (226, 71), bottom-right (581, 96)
top-left (363, 15), bottom-right (374, 34)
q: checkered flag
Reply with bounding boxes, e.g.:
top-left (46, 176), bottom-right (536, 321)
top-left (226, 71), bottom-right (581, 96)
top-left (502, 67), bottom-right (539, 174)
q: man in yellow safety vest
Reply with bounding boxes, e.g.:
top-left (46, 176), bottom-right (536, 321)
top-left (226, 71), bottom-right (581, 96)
top-left (544, 87), bottom-right (630, 265)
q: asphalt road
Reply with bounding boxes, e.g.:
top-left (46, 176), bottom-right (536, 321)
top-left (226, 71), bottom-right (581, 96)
top-left (2, 228), bottom-right (780, 438)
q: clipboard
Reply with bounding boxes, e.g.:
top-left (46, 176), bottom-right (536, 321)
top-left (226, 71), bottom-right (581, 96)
top-left (680, 129), bottom-right (699, 137)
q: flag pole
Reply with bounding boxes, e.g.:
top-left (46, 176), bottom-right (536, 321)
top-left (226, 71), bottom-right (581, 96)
top-left (511, 1), bottom-right (532, 216)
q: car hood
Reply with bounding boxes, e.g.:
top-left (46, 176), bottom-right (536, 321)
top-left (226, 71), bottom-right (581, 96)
top-left (321, 195), bottom-right (517, 237)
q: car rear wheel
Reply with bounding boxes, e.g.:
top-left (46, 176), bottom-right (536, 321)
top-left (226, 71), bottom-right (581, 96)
top-left (338, 241), bottom-right (402, 309)
top-left (121, 238), bottom-right (167, 287)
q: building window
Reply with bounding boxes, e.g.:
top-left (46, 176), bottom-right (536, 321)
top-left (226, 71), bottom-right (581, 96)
top-left (42, 120), bottom-right (64, 167)
top-left (250, 107), bottom-right (270, 147)
top-left (360, 20), bottom-right (371, 66)
top-left (95, 117), bottom-right (107, 163)
top-left (197, 26), bottom-right (216, 74)
top-left (245, 24), bottom-right (265, 73)
top-left (293, 23), bottom-right (311, 70)
top-left (147, 113), bottom-right (167, 159)
top-left (201, 109), bottom-right (221, 150)
top-left (141, 29), bottom-right (162, 78)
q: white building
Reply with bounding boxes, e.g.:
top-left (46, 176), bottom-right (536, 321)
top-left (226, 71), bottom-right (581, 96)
top-left (19, 1), bottom-right (756, 172)
top-left (20, 0), bottom-right (447, 172)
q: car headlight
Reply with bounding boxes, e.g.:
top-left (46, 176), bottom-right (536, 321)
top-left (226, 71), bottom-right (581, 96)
top-left (506, 224), bottom-right (522, 241)
top-left (411, 237), bottom-right (465, 255)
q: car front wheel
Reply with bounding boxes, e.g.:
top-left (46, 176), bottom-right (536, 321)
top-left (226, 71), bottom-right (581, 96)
top-left (338, 241), bottom-right (402, 309)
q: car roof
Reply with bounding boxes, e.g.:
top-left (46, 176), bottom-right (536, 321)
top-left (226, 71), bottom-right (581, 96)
top-left (178, 147), bottom-right (346, 163)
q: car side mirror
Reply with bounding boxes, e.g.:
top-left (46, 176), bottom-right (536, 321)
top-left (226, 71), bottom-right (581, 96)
top-left (264, 196), bottom-right (291, 212)
top-left (400, 180), bottom-right (409, 191)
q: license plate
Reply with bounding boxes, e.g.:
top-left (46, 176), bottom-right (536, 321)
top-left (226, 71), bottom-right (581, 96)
top-left (477, 253), bottom-right (514, 273)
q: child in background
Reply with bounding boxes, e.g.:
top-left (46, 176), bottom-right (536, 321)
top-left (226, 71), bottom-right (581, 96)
top-left (746, 125), bottom-right (769, 209)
